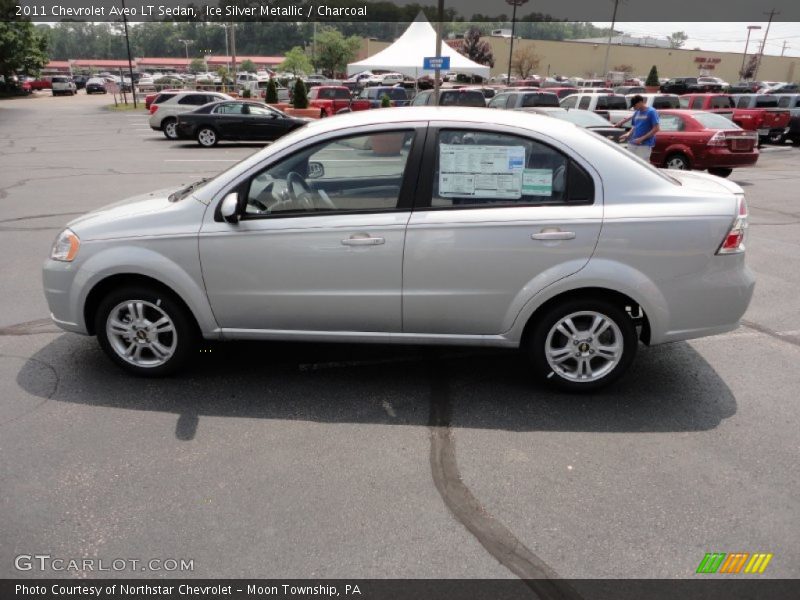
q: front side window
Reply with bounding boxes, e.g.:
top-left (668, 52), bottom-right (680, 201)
top-left (213, 103), bottom-right (245, 115)
top-left (658, 115), bottom-right (685, 132)
top-left (243, 130), bottom-right (416, 217)
top-left (411, 92), bottom-right (430, 106)
top-left (488, 95), bottom-right (507, 108)
top-left (578, 97), bottom-right (591, 109)
top-left (561, 95), bottom-right (577, 109)
top-left (178, 94), bottom-right (207, 105)
top-left (431, 129), bottom-right (593, 209)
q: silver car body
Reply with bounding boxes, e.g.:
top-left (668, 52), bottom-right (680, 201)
top-left (44, 108), bottom-right (754, 351)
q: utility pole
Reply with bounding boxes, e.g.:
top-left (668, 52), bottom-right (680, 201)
top-left (753, 9), bottom-right (779, 81)
top-left (230, 23), bottom-right (237, 84)
top-left (120, 0), bottom-right (137, 108)
top-left (506, 0), bottom-right (529, 85)
top-left (781, 41), bottom-right (789, 57)
top-left (434, 0), bottom-right (443, 104)
top-left (602, 0), bottom-right (620, 82)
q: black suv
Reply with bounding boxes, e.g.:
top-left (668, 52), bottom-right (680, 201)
top-left (660, 77), bottom-right (724, 95)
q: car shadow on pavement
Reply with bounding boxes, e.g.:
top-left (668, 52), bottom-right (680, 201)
top-left (16, 334), bottom-right (736, 440)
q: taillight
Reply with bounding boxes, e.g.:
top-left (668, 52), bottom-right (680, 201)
top-left (149, 105), bottom-right (158, 115)
top-left (707, 131), bottom-right (727, 147)
top-left (717, 196), bottom-right (748, 255)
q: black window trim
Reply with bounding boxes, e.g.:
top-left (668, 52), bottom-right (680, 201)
top-left (414, 126), bottom-right (596, 212)
top-left (216, 125), bottom-right (428, 223)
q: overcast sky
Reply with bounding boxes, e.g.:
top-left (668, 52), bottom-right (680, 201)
top-left (591, 22), bottom-right (800, 58)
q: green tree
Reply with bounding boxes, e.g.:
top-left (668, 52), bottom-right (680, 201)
top-left (645, 65), bottom-right (660, 87)
top-left (266, 78), bottom-right (279, 103)
top-left (0, 0), bottom-right (49, 81)
top-left (239, 59), bottom-right (257, 73)
top-left (292, 78), bottom-right (308, 108)
top-left (315, 28), bottom-right (361, 78)
top-left (189, 58), bottom-right (206, 73)
top-left (380, 93), bottom-right (391, 107)
top-left (667, 31), bottom-right (688, 49)
top-left (462, 26), bottom-right (494, 67)
top-left (279, 46), bottom-right (313, 77)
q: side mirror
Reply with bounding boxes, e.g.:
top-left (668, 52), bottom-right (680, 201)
top-left (220, 192), bottom-right (240, 224)
top-left (307, 161), bottom-right (325, 179)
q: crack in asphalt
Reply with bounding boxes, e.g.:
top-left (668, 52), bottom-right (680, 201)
top-left (741, 320), bottom-right (800, 348)
top-left (0, 318), bottom-right (62, 336)
top-left (427, 359), bottom-right (583, 599)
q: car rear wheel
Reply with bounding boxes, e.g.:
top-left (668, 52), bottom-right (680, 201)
top-left (665, 153), bottom-right (690, 170)
top-left (162, 118), bottom-right (178, 140)
top-left (527, 299), bottom-right (638, 392)
top-left (94, 286), bottom-right (197, 377)
top-left (708, 168), bottom-right (733, 178)
top-left (197, 127), bottom-right (218, 147)
top-left (767, 131), bottom-right (785, 144)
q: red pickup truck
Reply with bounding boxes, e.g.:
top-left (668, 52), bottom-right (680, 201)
top-left (679, 93), bottom-right (790, 144)
top-left (307, 86), bottom-right (371, 117)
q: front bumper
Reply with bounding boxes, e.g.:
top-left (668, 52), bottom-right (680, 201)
top-left (42, 258), bottom-right (89, 335)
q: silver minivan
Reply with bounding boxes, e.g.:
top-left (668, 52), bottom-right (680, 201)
top-left (43, 108), bottom-right (755, 391)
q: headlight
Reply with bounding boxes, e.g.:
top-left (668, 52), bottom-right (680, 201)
top-left (50, 229), bottom-right (80, 262)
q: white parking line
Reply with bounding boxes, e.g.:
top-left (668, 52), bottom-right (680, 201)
top-left (164, 159), bottom-right (240, 162)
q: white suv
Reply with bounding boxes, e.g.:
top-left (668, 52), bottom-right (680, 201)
top-left (51, 76), bottom-right (77, 96)
top-left (148, 91), bottom-right (232, 139)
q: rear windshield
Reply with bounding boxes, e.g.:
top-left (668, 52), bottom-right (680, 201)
top-left (652, 96), bottom-right (680, 109)
top-left (693, 112), bottom-right (739, 129)
top-left (52, 77), bottom-right (69, 83)
top-left (755, 96), bottom-right (778, 108)
top-left (316, 88), bottom-right (350, 100)
top-left (440, 91), bottom-right (485, 106)
top-left (521, 93), bottom-right (559, 107)
top-left (596, 96), bottom-right (627, 109)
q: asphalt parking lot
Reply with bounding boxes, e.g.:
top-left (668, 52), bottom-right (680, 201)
top-left (1, 91), bottom-right (799, 581)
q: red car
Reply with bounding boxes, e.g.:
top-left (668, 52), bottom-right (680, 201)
top-left (618, 109), bottom-right (758, 178)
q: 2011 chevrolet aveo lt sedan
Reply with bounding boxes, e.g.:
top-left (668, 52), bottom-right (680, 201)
top-left (43, 108), bottom-right (755, 391)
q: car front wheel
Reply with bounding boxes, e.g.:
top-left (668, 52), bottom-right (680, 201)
top-left (94, 286), bottom-right (197, 376)
top-left (665, 153), bottom-right (690, 170)
top-left (162, 118), bottom-right (178, 140)
top-left (197, 127), bottom-right (218, 147)
top-left (527, 299), bottom-right (638, 392)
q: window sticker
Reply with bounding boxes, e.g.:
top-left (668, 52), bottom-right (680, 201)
top-left (522, 169), bottom-right (553, 196)
top-left (439, 144), bottom-right (525, 199)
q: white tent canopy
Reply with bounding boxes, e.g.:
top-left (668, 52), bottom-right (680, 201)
top-left (346, 14), bottom-right (490, 80)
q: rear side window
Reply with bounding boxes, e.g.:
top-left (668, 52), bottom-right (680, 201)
top-left (411, 92), bottom-right (430, 106)
top-left (653, 96), bottom-right (680, 109)
top-left (178, 94), bottom-right (208, 105)
top-left (710, 96), bottom-right (734, 109)
top-left (430, 129), bottom-right (594, 208)
top-left (755, 97), bottom-right (778, 108)
top-left (737, 97), bottom-right (750, 108)
top-left (154, 93), bottom-right (177, 104)
top-left (597, 96), bottom-right (627, 109)
top-left (658, 115), bottom-right (685, 132)
top-left (335, 89), bottom-right (351, 99)
top-left (578, 97), bottom-right (591, 109)
top-left (561, 96), bottom-right (577, 109)
top-left (390, 88), bottom-right (407, 100)
top-left (691, 97), bottom-right (704, 109)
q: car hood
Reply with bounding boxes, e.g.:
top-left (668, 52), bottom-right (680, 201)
top-left (666, 169), bottom-right (745, 196)
top-left (66, 185), bottom-right (208, 242)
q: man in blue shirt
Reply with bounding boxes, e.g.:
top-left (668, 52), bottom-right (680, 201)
top-left (620, 94), bottom-right (660, 162)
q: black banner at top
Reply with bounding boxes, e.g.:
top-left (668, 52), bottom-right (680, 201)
top-left (7, 0), bottom-right (800, 22)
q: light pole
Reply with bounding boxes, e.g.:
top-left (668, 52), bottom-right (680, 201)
top-left (740, 25), bottom-right (761, 79)
top-left (506, 0), bottom-right (529, 85)
top-left (601, 0), bottom-right (620, 82)
top-left (178, 39), bottom-right (193, 60)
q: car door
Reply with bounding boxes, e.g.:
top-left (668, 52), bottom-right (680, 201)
top-left (211, 102), bottom-right (247, 138)
top-left (402, 125), bottom-right (602, 335)
top-left (199, 125), bottom-right (426, 333)
top-left (243, 104), bottom-right (291, 141)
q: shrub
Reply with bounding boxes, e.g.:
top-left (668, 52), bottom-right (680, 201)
top-left (645, 66), bottom-right (660, 87)
top-left (292, 79), bottom-right (308, 108)
top-left (266, 78), bottom-right (279, 104)
top-left (380, 94), bottom-right (391, 107)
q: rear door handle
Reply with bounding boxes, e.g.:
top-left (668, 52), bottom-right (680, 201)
top-left (531, 229), bottom-right (576, 241)
top-left (341, 234), bottom-right (385, 246)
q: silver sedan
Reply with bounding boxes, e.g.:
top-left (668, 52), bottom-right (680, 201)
top-left (43, 107), bottom-right (754, 391)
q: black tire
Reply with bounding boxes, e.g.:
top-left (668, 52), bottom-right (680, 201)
top-left (767, 131), bottom-right (785, 145)
top-left (664, 153), bottom-right (690, 170)
top-left (196, 126), bottom-right (218, 147)
top-left (527, 298), bottom-right (638, 392)
top-left (708, 168), bottom-right (733, 178)
top-left (162, 118), bottom-right (178, 140)
top-left (94, 285), bottom-right (197, 377)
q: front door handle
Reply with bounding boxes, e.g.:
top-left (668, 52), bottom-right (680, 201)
top-left (341, 233), bottom-right (385, 246)
top-left (531, 229), bottom-right (576, 241)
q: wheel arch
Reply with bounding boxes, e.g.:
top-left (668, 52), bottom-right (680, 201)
top-left (83, 273), bottom-right (201, 337)
top-left (519, 287), bottom-right (651, 349)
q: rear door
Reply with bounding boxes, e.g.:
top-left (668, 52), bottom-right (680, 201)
top-left (402, 125), bottom-right (602, 335)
